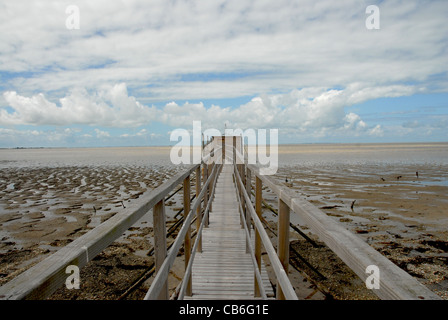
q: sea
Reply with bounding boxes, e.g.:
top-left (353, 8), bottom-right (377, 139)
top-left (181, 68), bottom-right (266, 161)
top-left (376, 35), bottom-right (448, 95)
top-left (1, 142), bottom-right (447, 167)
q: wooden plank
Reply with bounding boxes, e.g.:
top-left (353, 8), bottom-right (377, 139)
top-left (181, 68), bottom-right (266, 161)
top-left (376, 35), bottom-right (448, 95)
top-left (183, 175), bottom-right (192, 296)
top-left (192, 275), bottom-right (268, 280)
top-left (178, 165), bottom-right (220, 300)
top-left (144, 164), bottom-right (220, 300)
top-left (277, 198), bottom-right (290, 300)
top-left (192, 276), bottom-right (271, 282)
top-left (232, 166), bottom-right (268, 300)
top-left (185, 165), bottom-right (274, 300)
top-left (235, 167), bottom-right (298, 300)
top-left (184, 294), bottom-right (266, 300)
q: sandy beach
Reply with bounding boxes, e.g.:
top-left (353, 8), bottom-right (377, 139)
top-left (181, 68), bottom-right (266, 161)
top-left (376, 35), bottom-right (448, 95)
top-left (0, 144), bottom-right (447, 300)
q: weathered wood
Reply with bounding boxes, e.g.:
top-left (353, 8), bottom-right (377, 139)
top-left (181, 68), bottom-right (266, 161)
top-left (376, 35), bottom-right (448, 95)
top-left (203, 164), bottom-right (209, 228)
top-left (233, 136), bottom-right (237, 164)
top-left (254, 176), bottom-right (263, 297)
top-left (153, 199), bottom-right (168, 300)
top-left (178, 163), bottom-right (220, 300)
top-left (195, 167), bottom-right (202, 252)
top-left (0, 164), bottom-right (199, 300)
top-left (144, 164), bottom-right (219, 300)
top-left (233, 166), bottom-right (267, 299)
top-left (222, 135), bottom-right (225, 162)
top-left (277, 199), bottom-right (290, 300)
top-left (208, 163), bottom-right (213, 213)
top-left (245, 167), bottom-right (252, 254)
top-left (185, 165), bottom-right (274, 300)
top-left (183, 175), bottom-right (192, 296)
top-left (247, 163), bottom-right (441, 300)
top-left (234, 165), bottom-right (298, 300)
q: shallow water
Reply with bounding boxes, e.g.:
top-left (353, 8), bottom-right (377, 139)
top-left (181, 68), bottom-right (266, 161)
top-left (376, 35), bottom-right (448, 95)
top-left (0, 146), bottom-right (176, 169)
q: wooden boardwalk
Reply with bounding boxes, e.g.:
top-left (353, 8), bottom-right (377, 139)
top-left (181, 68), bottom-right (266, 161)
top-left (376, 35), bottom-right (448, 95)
top-left (185, 165), bottom-right (274, 300)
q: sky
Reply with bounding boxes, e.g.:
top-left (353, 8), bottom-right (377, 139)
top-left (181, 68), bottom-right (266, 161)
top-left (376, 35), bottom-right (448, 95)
top-left (0, 0), bottom-right (447, 147)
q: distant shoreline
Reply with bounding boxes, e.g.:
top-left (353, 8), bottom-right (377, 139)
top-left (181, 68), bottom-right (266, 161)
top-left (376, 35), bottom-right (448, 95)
top-left (1, 141), bottom-right (448, 150)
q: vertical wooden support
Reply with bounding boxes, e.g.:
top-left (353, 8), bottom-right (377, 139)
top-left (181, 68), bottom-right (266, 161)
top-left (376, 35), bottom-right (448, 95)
top-left (234, 136), bottom-right (243, 228)
top-left (239, 164), bottom-right (245, 228)
top-left (254, 176), bottom-right (262, 297)
top-left (183, 176), bottom-right (192, 296)
top-left (222, 136), bottom-right (225, 164)
top-left (208, 163), bottom-right (213, 213)
top-left (233, 136), bottom-right (236, 164)
top-left (153, 199), bottom-right (168, 300)
top-left (195, 166), bottom-right (202, 252)
top-left (245, 166), bottom-right (251, 253)
top-left (277, 199), bottom-right (290, 300)
top-left (202, 133), bottom-right (204, 152)
top-left (203, 164), bottom-right (209, 228)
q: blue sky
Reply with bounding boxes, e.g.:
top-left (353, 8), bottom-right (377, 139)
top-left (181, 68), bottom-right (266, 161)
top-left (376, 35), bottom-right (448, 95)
top-left (0, 0), bottom-right (447, 147)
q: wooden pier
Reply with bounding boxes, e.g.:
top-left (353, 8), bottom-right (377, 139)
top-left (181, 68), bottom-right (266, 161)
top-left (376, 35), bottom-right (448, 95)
top-left (0, 135), bottom-right (442, 300)
top-left (184, 165), bottom-right (274, 300)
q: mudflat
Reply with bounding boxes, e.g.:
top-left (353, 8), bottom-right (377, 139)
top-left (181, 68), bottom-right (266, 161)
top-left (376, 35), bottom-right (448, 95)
top-left (0, 144), bottom-right (447, 299)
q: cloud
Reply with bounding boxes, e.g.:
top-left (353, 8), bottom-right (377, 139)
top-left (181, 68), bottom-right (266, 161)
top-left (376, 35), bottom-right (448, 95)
top-left (1, 1), bottom-right (448, 146)
top-left (369, 124), bottom-right (384, 137)
top-left (0, 126), bottom-right (85, 146)
top-left (0, 0), bottom-right (447, 100)
top-left (94, 128), bottom-right (110, 138)
top-left (344, 113), bottom-right (367, 131)
top-left (2, 82), bottom-right (418, 141)
top-left (402, 120), bottom-right (421, 129)
top-left (1, 83), bottom-right (159, 127)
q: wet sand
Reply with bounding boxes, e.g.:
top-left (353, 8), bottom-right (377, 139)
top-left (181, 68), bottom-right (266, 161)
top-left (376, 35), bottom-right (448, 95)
top-left (272, 162), bottom-right (448, 299)
top-left (1, 144), bottom-right (447, 300)
top-left (0, 164), bottom-right (185, 293)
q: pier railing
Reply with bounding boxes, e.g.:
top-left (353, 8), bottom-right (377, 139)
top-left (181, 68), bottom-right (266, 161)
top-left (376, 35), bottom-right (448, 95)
top-left (233, 156), bottom-right (298, 300)
top-left (225, 138), bottom-right (441, 300)
top-left (144, 159), bottom-right (222, 300)
top-left (0, 147), bottom-right (221, 300)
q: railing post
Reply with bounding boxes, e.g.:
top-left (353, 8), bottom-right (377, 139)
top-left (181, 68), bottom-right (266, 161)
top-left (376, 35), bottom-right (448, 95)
top-left (203, 164), bottom-right (209, 228)
top-left (254, 176), bottom-right (262, 297)
top-left (239, 163), bottom-right (245, 229)
top-left (233, 137), bottom-right (243, 228)
top-left (245, 166), bottom-right (251, 254)
top-left (195, 166), bottom-right (202, 253)
top-left (153, 199), bottom-right (168, 300)
top-left (222, 136), bottom-right (225, 163)
top-left (183, 175), bottom-right (192, 296)
top-left (208, 163), bottom-right (213, 214)
top-left (233, 136), bottom-right (236, 164)
top-left (277, 199), bottom-right (290, 300)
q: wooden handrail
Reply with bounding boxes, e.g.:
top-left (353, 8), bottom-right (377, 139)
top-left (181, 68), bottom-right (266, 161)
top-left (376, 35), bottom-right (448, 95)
top-left (144, 162), bottom-right (220, 300)
top-left (228, 141), bottom-right (441, 300)
top-left (177, 164), bottom-right (222, 300)
top-left (247, 163), bottom-right (441, 300)
top-left (234, 163), bottom-right (298, 300)
top-left (233, 165), bottom-right (268, 300)
top-left (0, 164), bottom-right (200, 300)
top-left (0, 138), bottom-right (219, 300)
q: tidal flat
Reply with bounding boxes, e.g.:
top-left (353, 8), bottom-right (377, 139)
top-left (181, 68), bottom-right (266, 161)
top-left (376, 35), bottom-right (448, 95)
top-left (0, 143), bottom-right (447, 299)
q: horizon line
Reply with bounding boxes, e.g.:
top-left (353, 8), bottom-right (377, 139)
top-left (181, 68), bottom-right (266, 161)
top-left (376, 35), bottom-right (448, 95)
top-left (2, 141), bottom-right (448, 150)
